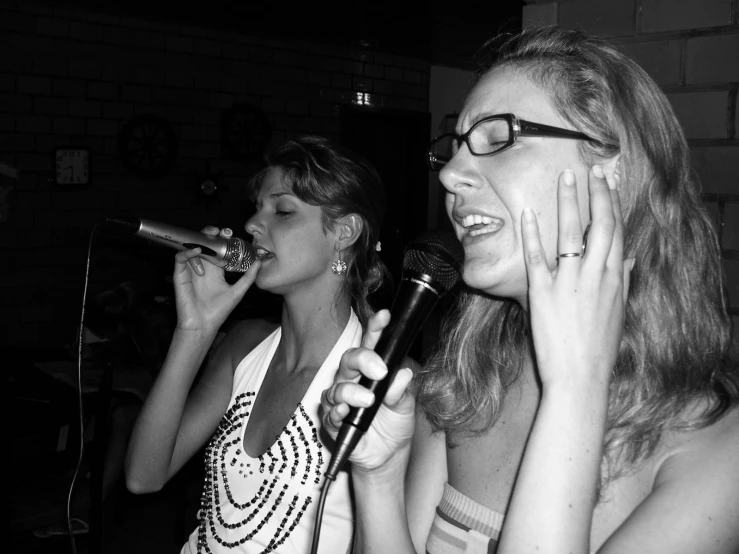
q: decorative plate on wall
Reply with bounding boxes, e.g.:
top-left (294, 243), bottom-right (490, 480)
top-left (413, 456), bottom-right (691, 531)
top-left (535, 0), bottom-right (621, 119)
top-left (220, 102), bottom-right (271, 163)
top-left (117, 114), bottom-right (178, 180)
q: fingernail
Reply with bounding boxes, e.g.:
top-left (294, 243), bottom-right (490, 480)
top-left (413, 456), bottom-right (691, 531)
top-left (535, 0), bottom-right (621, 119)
top-left (606, 173), bottom-right (617, 190)
top-left (593, 165), bottom-right (605, 179)
top-left (371, 363), bottom-right (388, 381)
top-left (523, 207), bottom-right (535, 222)
top-left (563, 169), bottom-right (575, 186)
top-left (358, 391), bottom-right (375, 407)
top-left (221, 228), bottom-right (232, 237)
top-left (196, 263), bottom-right (204, 274)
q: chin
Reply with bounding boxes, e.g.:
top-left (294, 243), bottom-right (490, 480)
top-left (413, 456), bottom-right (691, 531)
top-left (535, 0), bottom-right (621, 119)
top-left (461, 261), bottom-right (527, 301)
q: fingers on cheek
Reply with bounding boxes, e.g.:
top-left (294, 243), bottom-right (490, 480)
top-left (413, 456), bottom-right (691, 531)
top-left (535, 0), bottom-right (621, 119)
top-left (521, 208), bottom-right (545, 265)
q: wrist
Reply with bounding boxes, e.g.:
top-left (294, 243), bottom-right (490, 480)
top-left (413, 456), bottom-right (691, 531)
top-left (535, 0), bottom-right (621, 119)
top-left (543, 370), bottom-right (611, 396)
top-left (172, 326), bottom-right (219, 344)
top-left (352, 448), bottom-right (410, 488)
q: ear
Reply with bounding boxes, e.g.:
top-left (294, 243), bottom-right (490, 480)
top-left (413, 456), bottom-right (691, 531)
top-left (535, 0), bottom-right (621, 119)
top-left (334, 214), bottom-right (364, 250)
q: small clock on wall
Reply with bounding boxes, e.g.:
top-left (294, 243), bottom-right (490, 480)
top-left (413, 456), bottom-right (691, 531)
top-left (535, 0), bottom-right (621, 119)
top-left (53, 147), bottom-right (91, 186)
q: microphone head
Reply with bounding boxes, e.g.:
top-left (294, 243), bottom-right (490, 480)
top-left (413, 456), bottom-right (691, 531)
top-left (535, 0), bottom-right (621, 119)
top-left (402, 229), bottom-right (464, 293)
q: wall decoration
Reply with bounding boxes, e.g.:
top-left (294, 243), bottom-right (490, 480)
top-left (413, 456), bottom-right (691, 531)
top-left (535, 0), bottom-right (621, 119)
top-left (220, 102), bottom-right (271, 163)
top-left (53, 147), bottom-right (90, 187)
top-left (117, 114), bottom-right (178, 180)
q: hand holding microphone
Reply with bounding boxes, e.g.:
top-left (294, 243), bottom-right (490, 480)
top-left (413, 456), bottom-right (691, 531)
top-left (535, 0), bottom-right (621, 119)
top-left (322, 310), bottom-right (418, 474)
top-left (106, 216), bottom-right (266, 332)
top-left (172, 225), bottom-right (262, 333)
top-left (321, 230), bottom-right (464, 479)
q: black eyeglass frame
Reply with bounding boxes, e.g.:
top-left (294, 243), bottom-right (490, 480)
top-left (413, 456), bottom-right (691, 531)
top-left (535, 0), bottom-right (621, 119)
top-left (427, 113), bottom-right (595, 171)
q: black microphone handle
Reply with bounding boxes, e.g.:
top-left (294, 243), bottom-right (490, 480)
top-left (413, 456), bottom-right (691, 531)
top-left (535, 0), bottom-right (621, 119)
top-left (325, 273), bottom-right (441, 480)
top-left (346, 280), bottom-right (439, 431)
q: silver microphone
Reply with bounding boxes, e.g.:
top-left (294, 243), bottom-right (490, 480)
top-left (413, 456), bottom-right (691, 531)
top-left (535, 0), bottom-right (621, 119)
top-left (106, 217), bottom-right (258, 272)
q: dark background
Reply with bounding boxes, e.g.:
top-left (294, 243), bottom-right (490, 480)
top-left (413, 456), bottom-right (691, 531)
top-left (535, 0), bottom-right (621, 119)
top-left (3, 1), bottom-right (523, 552)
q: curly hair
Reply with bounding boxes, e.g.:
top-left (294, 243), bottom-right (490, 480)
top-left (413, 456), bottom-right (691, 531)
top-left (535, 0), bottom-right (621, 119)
top-left (247, 135), bottom-right (389, 327)
top-left (417, 26), bottom-right (739, 483)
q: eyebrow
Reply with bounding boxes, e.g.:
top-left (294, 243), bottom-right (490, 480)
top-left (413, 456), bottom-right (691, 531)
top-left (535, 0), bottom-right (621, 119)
top-left (457, 111), bottom-right (500, 133)
top-left (254, 190), bottom-right (295, 209)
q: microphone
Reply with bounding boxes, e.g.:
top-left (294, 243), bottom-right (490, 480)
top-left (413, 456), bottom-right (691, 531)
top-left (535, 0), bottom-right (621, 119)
top-left (105, 216), bottom-right (260, 272)
top-left (325, 230), bottom-right (464, 480)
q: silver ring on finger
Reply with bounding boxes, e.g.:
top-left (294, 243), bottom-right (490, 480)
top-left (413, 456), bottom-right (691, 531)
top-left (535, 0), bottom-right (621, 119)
top-left (558, 252), bottom-right (581, 258)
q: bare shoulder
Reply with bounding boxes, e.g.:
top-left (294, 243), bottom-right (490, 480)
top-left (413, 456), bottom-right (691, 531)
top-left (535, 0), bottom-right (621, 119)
top-left (211, 318), bottom-right (280, 372)
top-left (599, 406), bottom-right (739, 553)
top-left (658, 405), bottom-right (739, 483)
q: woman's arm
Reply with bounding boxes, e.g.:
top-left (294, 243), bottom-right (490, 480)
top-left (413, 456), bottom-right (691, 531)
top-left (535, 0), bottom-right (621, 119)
top-left (124, 234), bottom-right (261, 492)
top-left (351, 449), bottom-right (417, 554)
top-left (124, 326), bottom-right (231, 492)
top-left (406, 411), bottom-right (447, 554)
top-left (321, 311), bottom-right (419, 554)
top-left (499, 166), bottom-right (626, 553)
top-left (351, 406), bottom-right (447, 554)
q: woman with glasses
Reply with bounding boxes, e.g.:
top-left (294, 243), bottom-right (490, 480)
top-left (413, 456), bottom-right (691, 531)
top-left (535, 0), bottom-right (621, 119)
top-left (321, 26), bottom-right (739, 554)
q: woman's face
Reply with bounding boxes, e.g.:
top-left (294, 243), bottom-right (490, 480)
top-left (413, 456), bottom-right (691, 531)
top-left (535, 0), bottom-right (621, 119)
top-left (441, 67), bottom-right (592, 303)
top-left (245, 167), bottom-right (337, 295)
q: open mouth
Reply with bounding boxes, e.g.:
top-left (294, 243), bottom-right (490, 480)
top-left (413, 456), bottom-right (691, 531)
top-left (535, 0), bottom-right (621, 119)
top-left (254, 246), bottom-right (274, 261)
top-left (461, 214), bottom-right (504, 237)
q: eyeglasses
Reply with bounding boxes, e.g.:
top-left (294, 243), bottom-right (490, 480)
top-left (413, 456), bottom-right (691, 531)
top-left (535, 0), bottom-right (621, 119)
top-left (427, 113), bottom-right (595, 172)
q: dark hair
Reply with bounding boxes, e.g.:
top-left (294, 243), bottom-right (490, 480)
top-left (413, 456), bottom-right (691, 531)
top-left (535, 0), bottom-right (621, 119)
top-left (247, 135), bottom-right (388, 326)
top-left (418, 26), bottom-right (739, 482)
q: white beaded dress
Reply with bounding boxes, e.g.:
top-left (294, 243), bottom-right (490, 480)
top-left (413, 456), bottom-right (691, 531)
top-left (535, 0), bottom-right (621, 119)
top-left (181, 311), bottom-right (360, 554)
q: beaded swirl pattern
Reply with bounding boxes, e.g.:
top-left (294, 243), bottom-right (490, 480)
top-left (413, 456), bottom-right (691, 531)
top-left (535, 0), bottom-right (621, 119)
top-left (196, 391), bottom-right (325, 553)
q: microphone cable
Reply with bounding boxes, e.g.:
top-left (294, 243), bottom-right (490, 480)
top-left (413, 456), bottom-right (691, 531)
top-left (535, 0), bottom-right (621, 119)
top-left (64, 221), bottom-right (102, 554)
top-left (309, 474), bottom-right (335, 554)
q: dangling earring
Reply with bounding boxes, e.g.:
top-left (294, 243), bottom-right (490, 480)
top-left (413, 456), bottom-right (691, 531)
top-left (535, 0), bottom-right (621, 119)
top-left (331, 247), bottom-right (347, 275)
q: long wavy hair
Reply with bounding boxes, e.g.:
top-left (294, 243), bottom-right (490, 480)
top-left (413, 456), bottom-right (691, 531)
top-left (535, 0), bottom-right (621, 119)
top-left (247, 135), bottom-right (389, 327)
top-left (417, 26), bottom-right (738, 482)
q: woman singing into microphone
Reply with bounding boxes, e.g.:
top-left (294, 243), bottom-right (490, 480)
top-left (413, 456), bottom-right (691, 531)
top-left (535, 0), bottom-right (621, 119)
top-left (321, 27), bottom-right (739, 554)
top-left (125, 135), bottom-right (389, 553)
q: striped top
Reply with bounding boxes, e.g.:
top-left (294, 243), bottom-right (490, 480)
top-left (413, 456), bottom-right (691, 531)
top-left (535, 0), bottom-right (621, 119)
top-left (426, 483), bottom-right (505, 554)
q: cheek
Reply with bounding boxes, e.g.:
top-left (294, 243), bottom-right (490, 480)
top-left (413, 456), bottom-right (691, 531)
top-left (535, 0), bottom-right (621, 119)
top-left (444, 194), bottom-right (454, 222)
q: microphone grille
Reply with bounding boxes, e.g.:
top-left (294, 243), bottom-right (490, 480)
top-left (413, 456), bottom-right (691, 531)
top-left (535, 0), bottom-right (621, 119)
top-left (402, 230), bottom-right (464, 293)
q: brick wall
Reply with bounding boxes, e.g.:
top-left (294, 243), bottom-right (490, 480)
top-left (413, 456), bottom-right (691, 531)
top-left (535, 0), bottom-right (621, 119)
top-left (0, 0), bottom-right (430, 348)
top-left (524, 0), bottom-right (739, 341)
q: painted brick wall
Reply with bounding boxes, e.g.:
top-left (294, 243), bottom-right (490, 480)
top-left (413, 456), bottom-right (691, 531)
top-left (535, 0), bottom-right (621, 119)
top-left (0, 0), bottom-right (430, 348)
top-left (524, 0), bottom-right (739, 342)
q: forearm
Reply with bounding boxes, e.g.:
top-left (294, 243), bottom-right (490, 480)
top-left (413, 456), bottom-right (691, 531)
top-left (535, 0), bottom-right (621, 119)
top-left (498, 380), bottom-right (609, 554)
top-left (124, 327), bottom-right (217, 492)
top-left (352, 457), bottom-right (417, 554)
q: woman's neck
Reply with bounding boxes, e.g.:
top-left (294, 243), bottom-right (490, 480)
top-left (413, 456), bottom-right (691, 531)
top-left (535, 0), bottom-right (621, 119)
top-left (275, 292), bottom-right (352, 374)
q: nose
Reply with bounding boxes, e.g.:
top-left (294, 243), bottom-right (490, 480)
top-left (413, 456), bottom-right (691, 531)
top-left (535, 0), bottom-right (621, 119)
top-left (244, 212), bottom-right (264, 236)
top-left (439, 144), bottom-right (483, 195)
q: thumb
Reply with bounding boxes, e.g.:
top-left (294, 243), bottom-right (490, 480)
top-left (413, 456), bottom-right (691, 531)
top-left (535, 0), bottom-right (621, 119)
top-left (382, 367), bottom-right (414, 409)
top-left (230, 259), bottom-right (261, 299)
